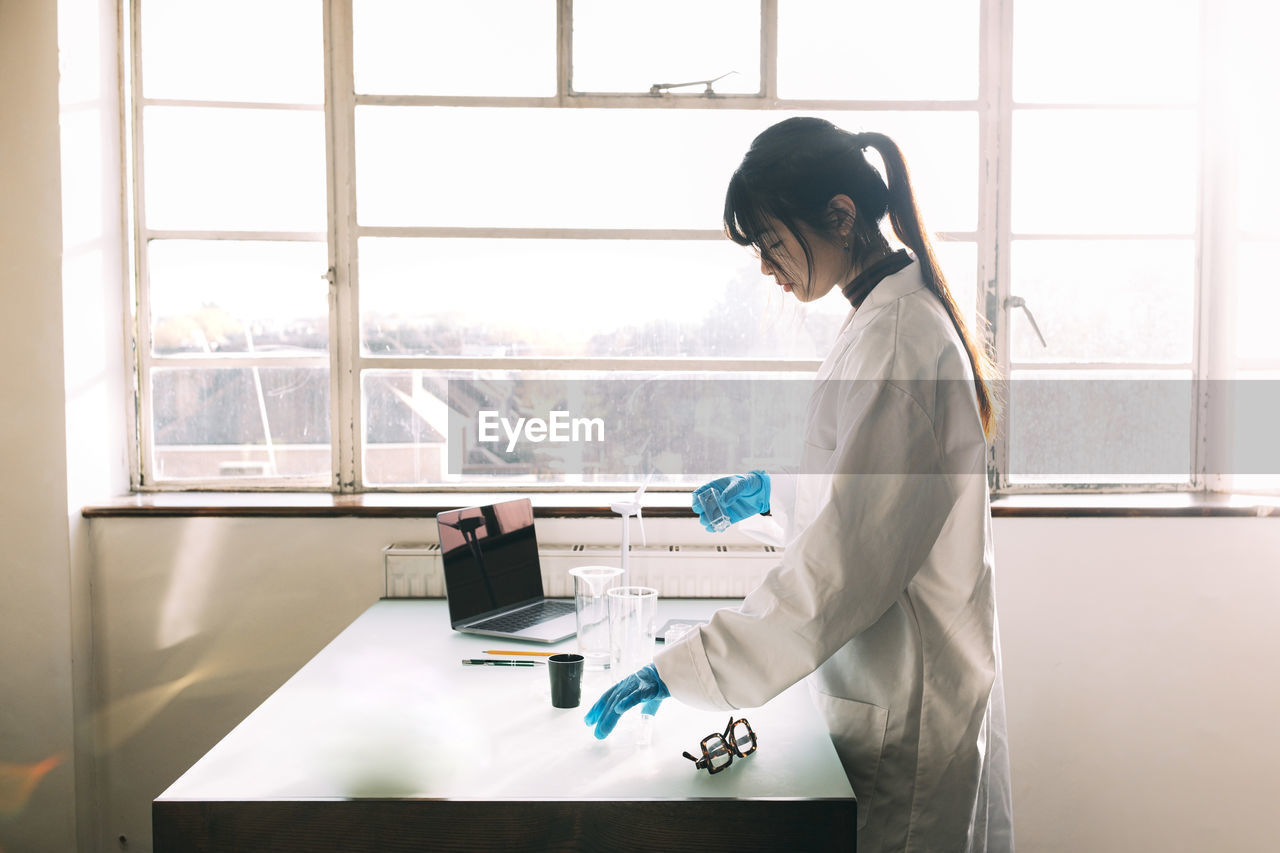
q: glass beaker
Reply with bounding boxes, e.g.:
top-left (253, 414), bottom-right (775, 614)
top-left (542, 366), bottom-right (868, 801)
top-left (696, 488), bottom-right (731, 532)
top-left (568, 566), bottom-right (624, 670)
top-left (607, 586), bottom-right (659, 679)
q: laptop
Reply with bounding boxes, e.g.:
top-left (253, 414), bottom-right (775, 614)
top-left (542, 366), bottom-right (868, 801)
top-left (435, 498), bottom-right (577, 643)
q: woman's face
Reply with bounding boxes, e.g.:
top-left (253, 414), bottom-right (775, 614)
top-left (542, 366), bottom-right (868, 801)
top-left (756, 217), bottom-right (851, 304)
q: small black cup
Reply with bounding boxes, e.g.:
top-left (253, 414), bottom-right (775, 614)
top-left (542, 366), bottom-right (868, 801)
top-left (548, 653), bottom-right (585, 708)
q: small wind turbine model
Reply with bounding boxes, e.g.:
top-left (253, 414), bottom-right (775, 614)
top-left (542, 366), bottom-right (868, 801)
top-left (610, 472), bottom-right (652, 587)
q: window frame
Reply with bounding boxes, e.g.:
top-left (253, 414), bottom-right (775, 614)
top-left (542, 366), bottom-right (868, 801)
top-left (123, 0), bottom-right (1263, 495)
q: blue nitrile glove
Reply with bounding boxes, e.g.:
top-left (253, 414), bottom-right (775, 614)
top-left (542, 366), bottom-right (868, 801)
top-left (691, 470), bottom-right (770, 533)
top-left (583, 663), bottom-right (671, 740)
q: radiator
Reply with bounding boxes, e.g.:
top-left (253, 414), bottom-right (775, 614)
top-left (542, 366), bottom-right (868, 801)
top-left (383, 542), bottom-right (781, 600)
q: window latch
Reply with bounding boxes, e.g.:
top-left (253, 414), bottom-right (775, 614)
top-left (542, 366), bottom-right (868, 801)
top-left (321, 267), bottom-right (336, 286)
top-left (1004, 295), bottom-right (1047, 347)
top-left (650, 70), bottom-right (737, 96)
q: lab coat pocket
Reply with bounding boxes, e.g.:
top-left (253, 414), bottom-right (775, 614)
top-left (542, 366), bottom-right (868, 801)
top-left (810, 691), bottom-right (889, 831)
top-left (800, 438), bottom-right (835, 467)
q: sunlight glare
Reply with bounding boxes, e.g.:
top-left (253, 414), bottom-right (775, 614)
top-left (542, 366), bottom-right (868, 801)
top-left (0, 754), bottom-right (64, 817)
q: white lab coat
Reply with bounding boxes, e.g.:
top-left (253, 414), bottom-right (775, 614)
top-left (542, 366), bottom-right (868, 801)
top-left (655, 259), bottom-right (1014, 852)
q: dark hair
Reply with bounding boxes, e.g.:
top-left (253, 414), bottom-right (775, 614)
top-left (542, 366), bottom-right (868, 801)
top-left (723, 116), bottom-right (998, 440)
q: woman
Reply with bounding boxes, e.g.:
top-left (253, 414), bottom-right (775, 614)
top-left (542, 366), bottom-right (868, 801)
top-left (585, 116), bottom-right (1014, 852)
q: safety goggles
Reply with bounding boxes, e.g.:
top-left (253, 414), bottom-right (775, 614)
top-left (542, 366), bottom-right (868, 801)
top-left (682, 716), bottom-right (758, 774)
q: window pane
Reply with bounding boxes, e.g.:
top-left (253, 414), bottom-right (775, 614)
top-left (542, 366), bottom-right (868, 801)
top-left (356, 108), bottom-right (975, 231)
top-left (573, 1), bottom-right (759, 94)
top-left (1013, 0), bottom-right (1198, 104)
top-left (1007, 370), bottom-right (1193, 485)
top-left (363, 369), bottom-right (456, 486)
top-left (362, 370), bottom-right (814, 486)
top-left (149, 240), bottom-right (329, 355)
top-left (152, 367), bottom-right (330, 482)
top-left (358, 237), bottom-right (848, 359)
top-left (354, 0), bottom-right (555, 96)
top-left (144, 107), bottom-right (327, 231)
top-left (1219, 371), bottom-right (1280, 494)
top-left (934, 240), bottom-right (980, 337)
top-left (854, 112), bottom-right (978, 233)
top-left (1237, 106), bottom-right (1280, 235)
top-left (357, 107), bottom-right (764, 229)
top-left (1228, 1), bottom-right (1280, 235)
top-left (1010, 240), bottom-right (1194, 365)
top-left (141, 0), bottom-right (323, 103)
top-left (1012, 110), bottom-right (1197, 234)
top-left (779, 0), bottom-right (978, 100)
top-left (1236, 241), bottom-right (1280, 363)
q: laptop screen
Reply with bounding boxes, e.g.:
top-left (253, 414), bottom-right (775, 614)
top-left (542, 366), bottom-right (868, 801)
top-left (436, 498), bottom-right (545, 625)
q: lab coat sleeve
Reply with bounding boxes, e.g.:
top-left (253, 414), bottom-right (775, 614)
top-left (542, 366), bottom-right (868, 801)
top-left (655, 380), bottom-right (961, 711)
top-left (734, 464), bottom-right (797, 548)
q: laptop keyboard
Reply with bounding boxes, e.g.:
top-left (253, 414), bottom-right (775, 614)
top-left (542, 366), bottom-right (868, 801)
top-left (470, 600), bottom-right (575, 633)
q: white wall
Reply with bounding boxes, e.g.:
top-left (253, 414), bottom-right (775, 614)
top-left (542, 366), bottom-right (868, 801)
top-left (58, 0), bottom-right (130, 847)
top-left (1, 0), bottom-right (127, 850)
top-left (85, 514), bottom-right (1280, 853)
top-left (995, 517), bottom-right (1280, 852)
top-left (0, 1), bottom-right (79, 852)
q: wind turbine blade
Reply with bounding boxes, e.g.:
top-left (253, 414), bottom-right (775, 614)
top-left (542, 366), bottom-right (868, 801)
top-left (635, 469), bottom-right (652, 501)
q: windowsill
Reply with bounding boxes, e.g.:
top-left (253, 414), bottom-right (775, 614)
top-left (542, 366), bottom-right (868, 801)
top-left (81, 491), bottom-right (1280, 519)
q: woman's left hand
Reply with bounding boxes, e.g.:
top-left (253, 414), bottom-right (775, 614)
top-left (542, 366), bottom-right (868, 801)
top-left (583, 663), bottom-right (670, 739)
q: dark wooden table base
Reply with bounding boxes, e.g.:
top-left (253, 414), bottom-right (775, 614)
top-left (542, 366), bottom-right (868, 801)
top-left (155, 798), bottom-right (857, 852)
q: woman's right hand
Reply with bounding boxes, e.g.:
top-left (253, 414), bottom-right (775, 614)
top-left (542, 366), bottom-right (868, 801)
top-left (692, 471), bottom-right (771, 532)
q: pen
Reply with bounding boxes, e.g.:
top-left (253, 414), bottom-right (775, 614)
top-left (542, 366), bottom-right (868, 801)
top-left (481, 649), bottom-right (562, 657)
top-left (461, 659), bottom-right (543, 667)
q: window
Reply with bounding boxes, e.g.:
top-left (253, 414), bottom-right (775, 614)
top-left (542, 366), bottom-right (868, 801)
top-left (132, 0), bottom-right (330, 485)
top-left (126, 0), bottom-right (1277, 493)
top-left (1002, 0), bottom-right (1200, 487)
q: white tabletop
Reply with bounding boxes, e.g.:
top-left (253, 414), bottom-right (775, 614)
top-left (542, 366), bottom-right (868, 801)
top-left (158, 599), bottom-right (855, 803)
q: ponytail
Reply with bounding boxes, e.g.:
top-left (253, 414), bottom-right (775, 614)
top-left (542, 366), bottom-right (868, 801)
top-left (859, 132), bottom-right (1000, 441)
top-left (724, 117), bottom-right (1000, 440)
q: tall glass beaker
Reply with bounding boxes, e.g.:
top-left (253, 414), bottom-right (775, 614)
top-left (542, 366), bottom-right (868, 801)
top-left (568, 566), bottom-right (623, 670)
top-left (607, 586), bottom-right (659, 679)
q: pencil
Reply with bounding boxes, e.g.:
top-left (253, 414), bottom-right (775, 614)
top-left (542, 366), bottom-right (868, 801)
top-left (482, 649), bottom-right (561, 657)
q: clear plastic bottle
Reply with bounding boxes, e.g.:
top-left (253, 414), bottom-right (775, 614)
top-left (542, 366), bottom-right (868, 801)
top-left (697, 488), bottom-right (731, 533)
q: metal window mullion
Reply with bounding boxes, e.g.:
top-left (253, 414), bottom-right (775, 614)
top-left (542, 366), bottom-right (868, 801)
top-left (145, 230), bottom-right (327, 242)
top-left (140, 98), bottom-right (325, 111)
top-left (358, 226), bottom-right (727, 240)
top-left (355, 226), bottom-right (979, 242)
top-left (1193, 2), bottom-right (1239, 493)
top-left (996, 481), bottom-right (1190, 495)
top-left (1007, 362), bottom-right (1195, 372)
top-left (1009, 101), bottom-right (1198, 111)
top-left (121, 0), bottom-right (142, 489)
top-left (326, 0), bottom-right (360, 492)
top-left (149, 356), bottom-right (330, 369)
top-left (979, 0), bottom-right (1013, 491)
top-left (129, 0), bottom-right (156, 488)
top-left (761, 0), bottom-right (777, 100)
top-left (141, 480), bottom-right (333, 493)
top-left (557, 0), bottom-right (572, 100)
top-left (352, 93), bottom-right (979, 111)
top-left (1010, 233), bottom-right (1195, 241)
